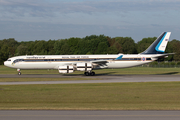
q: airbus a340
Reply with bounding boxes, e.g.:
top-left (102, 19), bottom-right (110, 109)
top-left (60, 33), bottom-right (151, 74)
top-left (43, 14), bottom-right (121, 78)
top-left (4, 32), bottom-right (172, 76)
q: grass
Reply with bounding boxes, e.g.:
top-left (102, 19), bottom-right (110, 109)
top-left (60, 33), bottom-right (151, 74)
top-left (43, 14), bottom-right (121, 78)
top-left (0, 65), bottom-right (180, 110)
top-left (0, 82), bottom-right (180, 110)
top-left (0, 65), bottom-right (180, 75)
top-left (0, 65), bottom-right (59, 75)
top-left (94, 67), bottom-right (180, 75)
top-left (0, 78), bottom-right (99, 82)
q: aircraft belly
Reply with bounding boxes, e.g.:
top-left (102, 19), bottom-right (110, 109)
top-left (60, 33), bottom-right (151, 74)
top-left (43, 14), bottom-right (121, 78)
top-left (107, 61), bottom-right (151, 68)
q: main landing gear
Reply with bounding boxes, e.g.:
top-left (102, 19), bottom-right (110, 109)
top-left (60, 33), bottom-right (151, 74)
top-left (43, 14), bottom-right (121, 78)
top-left (17, 69), bottom-right (21, 75)
top-left (84, 71), bottom-right (95, 76)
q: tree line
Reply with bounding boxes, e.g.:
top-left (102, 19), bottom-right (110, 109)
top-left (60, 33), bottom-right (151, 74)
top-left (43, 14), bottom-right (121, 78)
top-left (0, 35), bottom-right (180, 65)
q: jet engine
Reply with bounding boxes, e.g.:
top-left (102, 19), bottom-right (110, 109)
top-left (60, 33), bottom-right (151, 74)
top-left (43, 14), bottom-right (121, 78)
top-left (76, 63), bottom-right (92, 71)
top-left (58, 65), bottom-right (74, 73)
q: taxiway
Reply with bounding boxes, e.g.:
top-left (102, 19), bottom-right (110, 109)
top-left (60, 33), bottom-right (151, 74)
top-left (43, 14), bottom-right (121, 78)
top-left (1, 110), bottom-right (180, 120)
top-left (0, 74), bottom-right (180, 85)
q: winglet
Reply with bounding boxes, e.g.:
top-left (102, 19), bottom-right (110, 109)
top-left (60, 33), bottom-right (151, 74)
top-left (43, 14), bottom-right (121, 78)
top-left (116, 55), bottom-right (123, 60)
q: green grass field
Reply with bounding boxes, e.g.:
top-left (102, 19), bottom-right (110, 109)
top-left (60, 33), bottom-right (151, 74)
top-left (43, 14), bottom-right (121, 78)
top-left (0, 78), bottom-right (99, 82)
top-left (0, 82), bottom-right (180, 110)
top-left (0, 65), bottom-right (180, 110)
top-left (0, 65), bottom-right (180, 75)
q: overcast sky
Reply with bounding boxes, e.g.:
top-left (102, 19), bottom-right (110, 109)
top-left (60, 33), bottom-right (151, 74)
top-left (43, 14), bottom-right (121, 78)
top-left (0, 0), bottom-right (180, 42)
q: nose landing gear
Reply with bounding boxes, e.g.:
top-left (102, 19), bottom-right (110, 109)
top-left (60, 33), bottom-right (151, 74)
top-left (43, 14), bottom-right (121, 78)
top-left (17, 69), bottom-right (21, 75)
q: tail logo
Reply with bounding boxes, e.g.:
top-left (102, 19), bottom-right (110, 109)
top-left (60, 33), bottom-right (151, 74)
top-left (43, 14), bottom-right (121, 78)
top-left (140, 32), bottom-right (171, 54)
top-left (155, 32), bottom-right (171, 53)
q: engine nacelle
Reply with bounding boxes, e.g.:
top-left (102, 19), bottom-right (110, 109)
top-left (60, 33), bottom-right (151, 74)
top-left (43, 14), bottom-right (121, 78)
top-left (76, 63), bottom-right (92, 71)
top-left (58, 65), bottom-right (74, 73)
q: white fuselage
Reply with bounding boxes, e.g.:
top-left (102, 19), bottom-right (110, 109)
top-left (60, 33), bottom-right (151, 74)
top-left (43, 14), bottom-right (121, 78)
top-left (4, 54), bottom-right (157, 70)
top-left (3, 32), bottom-right (171, 75)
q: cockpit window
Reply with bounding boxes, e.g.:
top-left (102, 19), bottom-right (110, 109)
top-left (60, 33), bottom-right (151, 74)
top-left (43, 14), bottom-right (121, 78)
top-left (7, 59), bottom-right (11, 61)
top-left (13, 59), bottom-right (24, 64)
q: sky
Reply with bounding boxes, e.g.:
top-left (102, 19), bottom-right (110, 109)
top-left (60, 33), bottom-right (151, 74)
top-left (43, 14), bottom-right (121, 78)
top-left (0, 0), bottom-right (180, 42)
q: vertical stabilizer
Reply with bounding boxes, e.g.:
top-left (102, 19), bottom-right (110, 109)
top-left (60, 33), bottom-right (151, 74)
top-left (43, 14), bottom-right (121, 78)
top-left (141, 32), bottom-right (171, 54)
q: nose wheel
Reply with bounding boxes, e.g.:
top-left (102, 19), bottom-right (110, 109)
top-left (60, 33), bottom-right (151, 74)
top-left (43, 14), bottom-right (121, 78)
top-left (84, 71), bottom-right (95, 76)
top-left (17, 69), bottom-right (21, 75)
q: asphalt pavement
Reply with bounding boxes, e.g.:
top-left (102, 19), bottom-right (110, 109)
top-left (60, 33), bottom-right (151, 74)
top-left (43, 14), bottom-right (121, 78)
top-left (0, 74), bottom-right (180, 85)
top-left (1, 110), bottom-right (180, 120)
top-left (1, 74), bottom-right (180, 120)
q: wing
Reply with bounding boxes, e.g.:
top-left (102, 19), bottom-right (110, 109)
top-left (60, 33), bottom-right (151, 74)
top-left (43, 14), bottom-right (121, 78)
top-left (58, 55), bottom-right (123, 69)
top-left (90, 55), bottom-right (123, 68)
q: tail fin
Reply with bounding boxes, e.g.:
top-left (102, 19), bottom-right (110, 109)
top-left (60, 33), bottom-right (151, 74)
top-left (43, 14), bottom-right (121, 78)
top-left (141, 32), bottom-right (171, 54)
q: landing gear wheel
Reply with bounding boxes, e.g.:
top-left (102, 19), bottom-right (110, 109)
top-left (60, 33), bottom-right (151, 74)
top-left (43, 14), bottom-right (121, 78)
top-left (17, 69), bottom-right (21, 75)
top-left (90, 72), bottom-right (95, 76)
top-left (84, 72), bottom-right (89, 76)
top-left (84, 71), bottom-right (95, 76)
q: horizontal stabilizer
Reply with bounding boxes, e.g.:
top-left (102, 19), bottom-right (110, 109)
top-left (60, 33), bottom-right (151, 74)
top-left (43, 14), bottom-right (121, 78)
top-left (152, 53), bottom-right (175, 58)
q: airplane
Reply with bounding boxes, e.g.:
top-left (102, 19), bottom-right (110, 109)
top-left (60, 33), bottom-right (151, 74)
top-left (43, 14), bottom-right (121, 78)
top-left (4, 32), bottom-right (172, 76)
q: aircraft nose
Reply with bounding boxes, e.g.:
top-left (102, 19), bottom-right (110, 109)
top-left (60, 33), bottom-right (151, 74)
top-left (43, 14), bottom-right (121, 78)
top-left (4, 61), bottom-right (7, 66)
top-left (4, 61), bottom-right (10, 67)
